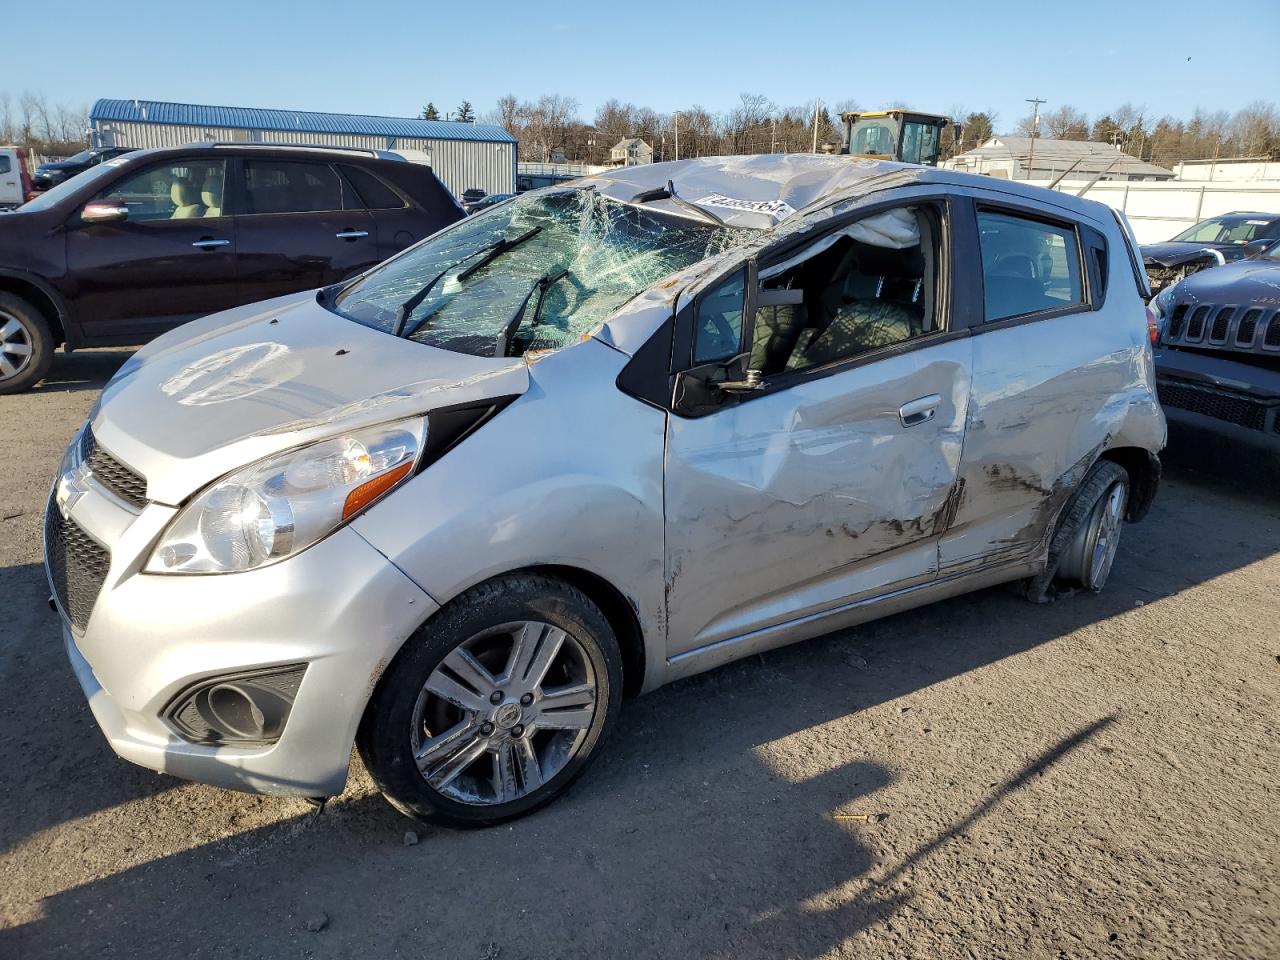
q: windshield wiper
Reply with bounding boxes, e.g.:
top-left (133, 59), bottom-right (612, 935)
top-left (495, 268), bottom-right (569, 358)
top-left (630, 179), bottom-right (727, 229)
top-left (392, 225), bottom-right (544, 338)
top-left (457, 225), bottom-right (542, 282)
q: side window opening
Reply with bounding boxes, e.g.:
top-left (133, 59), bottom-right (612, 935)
top-left (744, 204), bottom-right (942, 377)
top-left (340, 165), bottom-right (406, 210)
top-left (95, 159), bottom-right (226, 222)
top-left (241, 159), bottom-right (343, 215)
top-left (977, 210), bottom-right (1083, 322)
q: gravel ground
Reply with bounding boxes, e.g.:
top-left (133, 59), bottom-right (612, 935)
top-left (1, 349), bottom-right (1277, 960)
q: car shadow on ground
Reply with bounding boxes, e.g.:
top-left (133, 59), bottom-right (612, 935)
top-left (29, 349), bottom-right (135, 395)
top-left (3, 468), bottom-right (1273, 960)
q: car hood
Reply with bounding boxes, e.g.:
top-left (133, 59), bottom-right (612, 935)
top-left (1141, 240), bottom-right (1250, 267)
top-left (1169, 257), bottom-right (1280, 304)
top-left (92, 292), bottom-right (530, 505)
top-left (36, 161), bottom-right (80, 173)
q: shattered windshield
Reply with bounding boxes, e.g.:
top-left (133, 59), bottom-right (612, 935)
top-left (330, 188), bottom-right (758, 357)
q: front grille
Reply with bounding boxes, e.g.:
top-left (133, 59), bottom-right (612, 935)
top-left (1157, 382), bottom-right (1268, 432)
top-left (81, 428), bottom-right (147, 508)
top-left (1209, 307), bottom-right (1234, 344)
top-left (45, 496), bottom-right (111, 632)
top-left (1168, 304), bottom-right (1189, 339)
top-left (1186, 305), bottom-right (1210, 341)
top-left (1266, 315), bottom-right (1280, 349)
top-left (1237, 309), bottom-right (1262, 346)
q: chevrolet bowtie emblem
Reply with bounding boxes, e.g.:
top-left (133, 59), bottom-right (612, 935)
top-left (55, 460), bottom-right (93, 519)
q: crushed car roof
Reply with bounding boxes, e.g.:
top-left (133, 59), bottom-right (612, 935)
top-left (578, 153), bottom-right (1106, 231)
top-left (580, 154), bottom-right (913, 230)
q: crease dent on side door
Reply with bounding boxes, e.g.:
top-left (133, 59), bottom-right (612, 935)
top-left (663, 340), bottom-right (973, 659)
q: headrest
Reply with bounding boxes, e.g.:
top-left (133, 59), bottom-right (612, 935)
top-left (201, 176), bottom-right (223, 208)
top-left (171, 178), bottom-right (199, 206)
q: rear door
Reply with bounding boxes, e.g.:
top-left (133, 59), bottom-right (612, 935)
top-left (662, 196), bottom-right (973, 660)
top-left (64, 156), bottom-right (239, 340)
top-left (232, 156), bottom-right (377, 302)
top-left (0, 151), bottom-right (21, 207)
top-left (938, 195), bottom-right (1119, 572)
top-left (338, 163), bottom-right (427, 260)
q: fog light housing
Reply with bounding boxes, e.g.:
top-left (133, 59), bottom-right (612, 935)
top-left (164, 665), bottom-right (307, 745)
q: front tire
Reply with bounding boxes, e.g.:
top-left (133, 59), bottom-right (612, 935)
top-left (358, 574), bottom-right (623, 827)
top-left (0, 293), bottom-right (55, 395)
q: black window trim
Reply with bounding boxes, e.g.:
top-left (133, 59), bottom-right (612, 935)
top-left (969, 196), bottom-right (1092, 332)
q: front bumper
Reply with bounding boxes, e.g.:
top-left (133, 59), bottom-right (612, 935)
top-left (1154, 347), bottom-right (1280, 472)
top-left (47, 477), bottom-right (438, 797)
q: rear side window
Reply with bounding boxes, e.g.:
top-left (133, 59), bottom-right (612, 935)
top-left (977, 211), bottom-right (1083, 322)
top-left (340, 165), bottom-right (406, 209)
top-left (0, 156), bottom-right (9, 174)
top-left (241, 160), bottom-right (343, 215)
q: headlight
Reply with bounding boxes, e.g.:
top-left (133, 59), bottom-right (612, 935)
top-left (146, 417), bottom-right (426, 574)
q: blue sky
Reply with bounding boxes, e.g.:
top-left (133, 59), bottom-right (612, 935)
top-left (9, 0), bottom-right (1277, 130)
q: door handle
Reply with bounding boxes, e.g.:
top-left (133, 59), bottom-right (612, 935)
top-left (335, 229), bottom-right (369, 240)
top-left (899, 394), bottom-right (941, 427)
top-left (192, 238), bottom-right (230, 249)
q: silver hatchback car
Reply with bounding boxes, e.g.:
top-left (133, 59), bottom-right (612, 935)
top-left (46, 155), bottom-right (1165, 825)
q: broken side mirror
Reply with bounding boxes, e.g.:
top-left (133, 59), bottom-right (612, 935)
top-left (672, 351), bottom-right (759, 416)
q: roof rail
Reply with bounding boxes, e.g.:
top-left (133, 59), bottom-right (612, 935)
top-left (180, 142), bottom-right (403, 160)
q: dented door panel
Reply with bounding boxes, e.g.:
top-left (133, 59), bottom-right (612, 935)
top-left (664, 338), bottom-right (972, 659)
top-left (939, 301), bottom-right (1157, 573)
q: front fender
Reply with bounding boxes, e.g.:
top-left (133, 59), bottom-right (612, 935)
top-left (351, 339), bottom-right (669, 690)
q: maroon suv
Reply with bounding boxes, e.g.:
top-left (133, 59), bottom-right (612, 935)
top-left (0, 143), bottom-right (462, 393)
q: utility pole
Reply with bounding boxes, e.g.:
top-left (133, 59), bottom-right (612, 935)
top-left (674, 111), bottom-right (680, 162)
top-left (1025, 97), bottom-right (1046, 180)
top-left (812, 97), bottom-right (822, 154)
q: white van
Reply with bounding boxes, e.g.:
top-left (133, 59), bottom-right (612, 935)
top-left (0, 147), bottom-right (33, 210)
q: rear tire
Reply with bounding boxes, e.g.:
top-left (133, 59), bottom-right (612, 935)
top-left (0, 293), bottom-right (55, 395)
top-left (1024, 461), bottom-right (1130, 602)
top-left (358, 574), bottom-right (623, 827)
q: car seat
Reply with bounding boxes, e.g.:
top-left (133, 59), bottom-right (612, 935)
top-left (170, 178), bottom-right (205, 219)
top-left (792, 300), bottom-right (915, 369)
top-left (201, 175), bottom-right (223, 217)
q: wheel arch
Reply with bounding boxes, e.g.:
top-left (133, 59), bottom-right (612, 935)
top-left (390, 564), bottom-right (650, 702)
top-left (1097, 445), bottom-right (1161, 522)
top-left (524, 564), bottom-right (647, 699)
top-left (0, 270), bottom-right (68, 345)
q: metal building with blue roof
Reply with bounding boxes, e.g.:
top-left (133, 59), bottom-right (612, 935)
top-left (89, 98), bottom-right (518, 197)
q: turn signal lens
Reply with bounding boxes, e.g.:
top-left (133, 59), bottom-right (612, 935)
top-left (344, 461), bottom-right (414, 519)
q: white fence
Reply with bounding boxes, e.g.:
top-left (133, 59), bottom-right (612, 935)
top-left (1028, 178), bottom-right (1280, 243)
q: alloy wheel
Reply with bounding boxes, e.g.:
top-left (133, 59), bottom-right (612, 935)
top-left (410, 620), bottom-right (598, 805)
top-left (0, 312), bottom-right (33, 381)
top-left (1086, 483), bottom-right (1127, 590)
